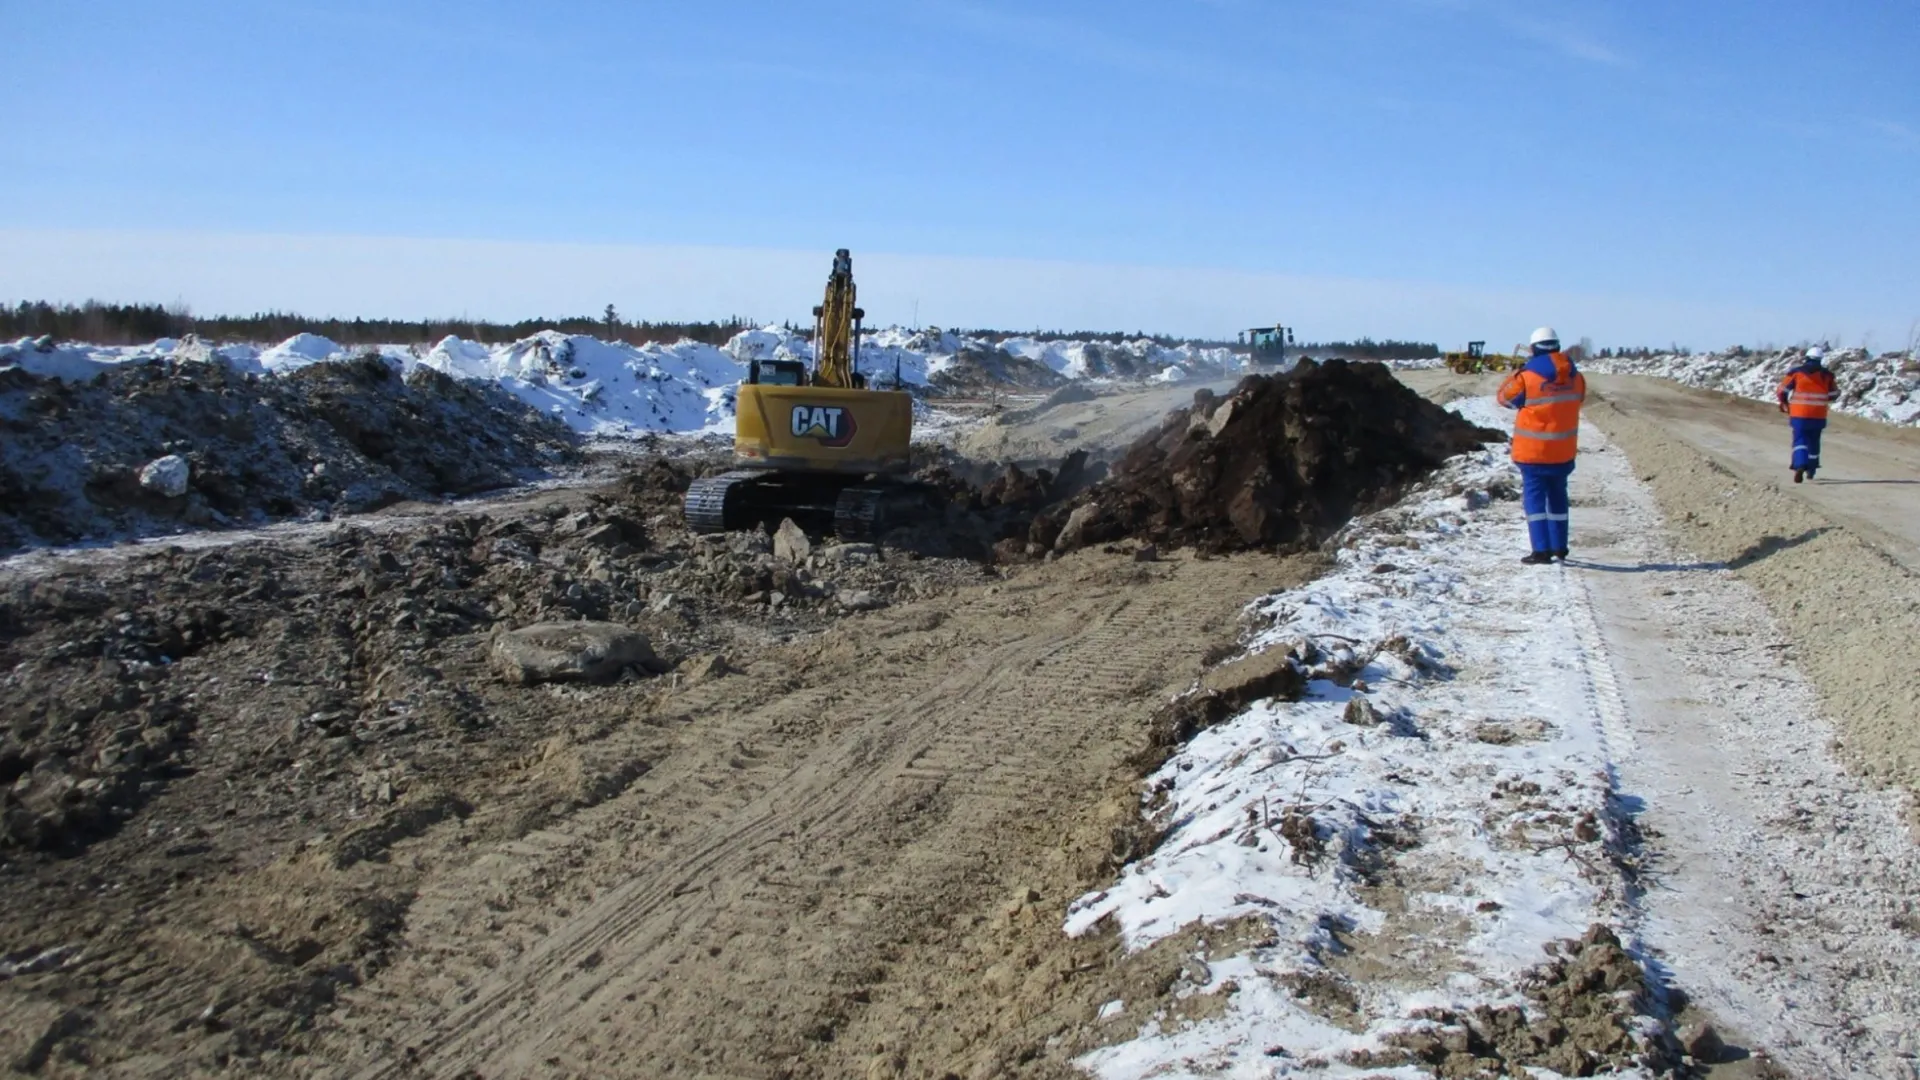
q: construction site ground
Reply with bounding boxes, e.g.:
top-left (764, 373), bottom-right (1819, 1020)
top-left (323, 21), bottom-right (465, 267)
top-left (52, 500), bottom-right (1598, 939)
top-left (4, 372), bottom-right (1917, 1078)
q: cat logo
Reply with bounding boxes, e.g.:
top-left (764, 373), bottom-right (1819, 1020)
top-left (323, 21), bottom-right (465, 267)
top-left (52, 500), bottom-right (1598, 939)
top-left (790, 404), bottom-right (857, 448)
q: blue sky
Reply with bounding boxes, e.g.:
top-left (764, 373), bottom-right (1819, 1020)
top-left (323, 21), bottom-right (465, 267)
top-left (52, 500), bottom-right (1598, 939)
top-left (2, 0), bottom-right (1915, 347)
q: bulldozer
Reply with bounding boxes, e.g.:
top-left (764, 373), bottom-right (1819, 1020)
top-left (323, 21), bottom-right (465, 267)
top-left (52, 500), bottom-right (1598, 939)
top-left (683, 249), bottom-right (926, 539)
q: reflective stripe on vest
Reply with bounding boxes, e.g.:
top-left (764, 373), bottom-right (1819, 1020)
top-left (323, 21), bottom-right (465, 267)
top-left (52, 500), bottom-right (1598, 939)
top-left (1526, 392), bottom-right (1586, 406)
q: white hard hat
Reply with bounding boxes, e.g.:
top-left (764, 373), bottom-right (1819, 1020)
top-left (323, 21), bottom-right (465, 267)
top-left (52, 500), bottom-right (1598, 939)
top-left (1529, 326), bottom-right (1560, 348)
top-left (1805, 345), bottom-right (1826, 361)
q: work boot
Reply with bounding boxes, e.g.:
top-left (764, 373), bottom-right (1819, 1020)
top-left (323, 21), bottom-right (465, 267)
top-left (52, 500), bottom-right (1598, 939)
top-left (1793, 468), bottom-right (1804, 483)
top-left (1552, 549), bottom-right (1569, 561)
top-left (1806, 467), bottom-right (1817, 480)
top-left (1520, 551), bottom-right (1554, 565)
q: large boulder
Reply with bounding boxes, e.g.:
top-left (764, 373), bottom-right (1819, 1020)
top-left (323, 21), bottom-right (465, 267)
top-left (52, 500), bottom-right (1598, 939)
top-left (772, 517), bottom-right (812, 564)
top-left (138, 454), bottom-right (191, 498)
top-left (490, 622), bottom-right (657, 685)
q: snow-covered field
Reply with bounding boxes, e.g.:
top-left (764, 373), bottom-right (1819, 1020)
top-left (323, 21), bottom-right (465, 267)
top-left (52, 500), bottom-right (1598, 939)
top-left (1068, 400), bottom-right (1670, 1078)
top-left (1585, 348), bottom-right (1920, 426)
top-left (0, 326), bottom-right (1248, 439)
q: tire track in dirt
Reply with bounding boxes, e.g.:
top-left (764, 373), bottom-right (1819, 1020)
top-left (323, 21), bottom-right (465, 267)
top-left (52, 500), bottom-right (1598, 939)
top-left (306, 554), bottom-right (1305, 1079)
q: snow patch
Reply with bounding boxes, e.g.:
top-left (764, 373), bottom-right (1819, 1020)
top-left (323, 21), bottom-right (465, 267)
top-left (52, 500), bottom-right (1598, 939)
top-left (1070, 400), bottom-right (1661, 1077)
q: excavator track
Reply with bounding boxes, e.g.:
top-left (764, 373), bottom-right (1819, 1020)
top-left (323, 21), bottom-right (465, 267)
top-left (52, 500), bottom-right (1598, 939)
top-left (685, 472), bottom-right (937, 541)
top-left (833, 487), bottom-right (886, 541)
top-left (684, 471), bottom-right (762, 534)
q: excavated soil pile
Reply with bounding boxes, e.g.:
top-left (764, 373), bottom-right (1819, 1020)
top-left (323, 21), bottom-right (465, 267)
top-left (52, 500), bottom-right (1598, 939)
top-left (1033, 360), bottom-right (1499, 554)
top-left (0, 355), bottom-right (579, 553)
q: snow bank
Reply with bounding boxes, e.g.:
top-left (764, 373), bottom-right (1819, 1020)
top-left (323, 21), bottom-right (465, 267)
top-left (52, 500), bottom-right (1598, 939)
top-left (0, 335), bottom-right (261, 380)
top-left (1070, 401), bottom-right (1663, 1077)
top-left (258, 332), bottom-right (346, 373)
top-left (5, 325), bottom-right (1259, 438)
top-left (1587, 348), bottom-right (1920, 426)
top-left (1002, 336), bottom-right (1243, 381)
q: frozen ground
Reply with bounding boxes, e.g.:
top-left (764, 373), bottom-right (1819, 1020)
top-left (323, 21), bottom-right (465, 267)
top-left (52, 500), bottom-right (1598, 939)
top-left (0, 326), bottom-right (1249, 439)
top-left (1069, 398), bottom-right (1919, 1078)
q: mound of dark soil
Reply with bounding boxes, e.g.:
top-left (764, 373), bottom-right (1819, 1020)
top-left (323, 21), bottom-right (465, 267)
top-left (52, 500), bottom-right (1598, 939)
top-left (927, 347), bottom-right (1068, 396)
top-left (0, 356), bottom-right (579, 552)
top-left (1033, 360), bottom-right (1499, 554)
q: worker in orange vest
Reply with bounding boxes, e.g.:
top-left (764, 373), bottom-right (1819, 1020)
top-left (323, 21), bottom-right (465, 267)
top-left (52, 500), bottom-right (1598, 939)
top-left (1496, 327), bottom-right (1587, 564)
top-left (1776, 346), bottom-right (1837, 483)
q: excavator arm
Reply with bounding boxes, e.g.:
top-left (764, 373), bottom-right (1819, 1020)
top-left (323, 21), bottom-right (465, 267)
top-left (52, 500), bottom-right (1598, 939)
top-left (811, 248), bottom-right (864, 389)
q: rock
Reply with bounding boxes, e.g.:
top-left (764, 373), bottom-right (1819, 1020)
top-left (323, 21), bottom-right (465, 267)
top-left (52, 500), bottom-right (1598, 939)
top-left (1133, 544), bottom-right (1158, 563)
top-left (1678, 1021), bottom-right (1724, 1062)
top-left (490, 622), bottom-right (657, 685)
top-left (1343, 695), bottom-right (1382, 726)
top-left (139, 454), bottom-right (191, 498)
top-left (683, 653), bottom-right (735, 682)
top-left (574, 522), bottom-right (626, 548)
top-left (838, 590), bottom-right (886, 612)
top-left (820, 542), bottom-right (877, 565)
top-left (1054, 503), bottom-right (1105, 552)
top-left (773, 518), bottom-right (812, 564)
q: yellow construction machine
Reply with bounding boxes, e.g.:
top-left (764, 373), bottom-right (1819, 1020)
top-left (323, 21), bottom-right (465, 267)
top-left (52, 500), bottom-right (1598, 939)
top-left (1444, 341), bottom-right (1521, 374)
top-left (684, 249), bottom-right (924, 539)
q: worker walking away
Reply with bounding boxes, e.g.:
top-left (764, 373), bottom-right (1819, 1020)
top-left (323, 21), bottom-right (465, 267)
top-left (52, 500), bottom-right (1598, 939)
top-left (1496, 327), bottom-right (1587, 564)
top-left (1777, 345), bottom-right (1836, 483)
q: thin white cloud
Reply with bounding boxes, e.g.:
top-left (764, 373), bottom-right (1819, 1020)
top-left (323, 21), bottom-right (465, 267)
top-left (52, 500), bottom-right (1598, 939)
top-left (0, 228), bottom-right (1893, 351)
top-left (1503, 12), bottom-right (1626, 66)
top-left (1401, 0), bottom-right (1627, 67)
top-left (1865, 118), bottom-right (1920, 149)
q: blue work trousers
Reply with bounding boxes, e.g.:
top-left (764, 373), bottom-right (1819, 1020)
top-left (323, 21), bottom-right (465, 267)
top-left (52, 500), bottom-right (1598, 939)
top-left (1790, 417), bottom-right (1825, 472)
top-left (1518, 461), bottom-right (1574, 553)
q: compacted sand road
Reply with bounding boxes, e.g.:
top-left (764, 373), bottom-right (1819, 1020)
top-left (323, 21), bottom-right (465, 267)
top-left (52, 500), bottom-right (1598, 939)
top-left (1590, 375), bottom-right (1920, 572)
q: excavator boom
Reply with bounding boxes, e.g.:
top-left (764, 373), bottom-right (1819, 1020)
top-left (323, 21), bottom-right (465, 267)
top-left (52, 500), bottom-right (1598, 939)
top-left (812, 248), bottom-right (862, 389)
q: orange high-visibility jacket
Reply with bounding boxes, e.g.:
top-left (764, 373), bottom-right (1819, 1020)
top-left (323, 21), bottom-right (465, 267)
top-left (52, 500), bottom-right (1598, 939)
top-left (1777, 365), bottom-right (1836, 420)
top-left (1496, 352), bottom-right (1587, 465)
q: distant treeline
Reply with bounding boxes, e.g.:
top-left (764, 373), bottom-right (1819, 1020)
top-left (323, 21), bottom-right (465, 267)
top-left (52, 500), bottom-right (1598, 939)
top-left (7, 300), bottom-right (1464, 358)
top-left (952, 328), bottom-right (1205, 349)
top-left (1, 300), bottom-right (755, 348)
top-left (1296, 338), bottom-right (1440, 360)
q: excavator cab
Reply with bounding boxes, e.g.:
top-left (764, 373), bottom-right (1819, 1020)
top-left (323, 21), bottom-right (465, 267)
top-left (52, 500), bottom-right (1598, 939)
top-left (748, 359), bottom-right (808, 386)
top-left (686, 250), bottom-right (922, 539)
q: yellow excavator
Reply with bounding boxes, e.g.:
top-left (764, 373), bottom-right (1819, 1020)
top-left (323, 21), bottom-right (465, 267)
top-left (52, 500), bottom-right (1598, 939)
top-left (684, 249), bottom-right (923, 538)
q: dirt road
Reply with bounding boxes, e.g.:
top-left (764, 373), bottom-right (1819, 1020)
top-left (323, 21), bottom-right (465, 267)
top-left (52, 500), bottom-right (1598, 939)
top-left (1590, 376), bottom-right (1920, 572)
top-left (305, 549), bottom-right (1311, 1079)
